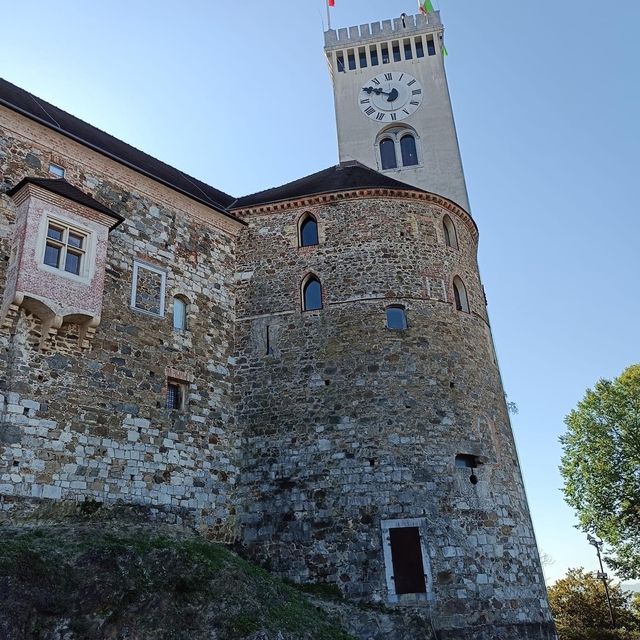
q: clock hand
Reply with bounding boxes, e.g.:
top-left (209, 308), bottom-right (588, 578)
top-left (386, 88), bottom-right (399, 102)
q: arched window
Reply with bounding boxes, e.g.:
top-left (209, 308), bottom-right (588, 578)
top-left (380, 138), bottom-right (397, 170)
top-left (173, 296), bottom-right (188, 330)
top-left (443, 215), bottom-right (458, 249)
top-left (386, 305), bottom-right (407, 330)
top-left (302, 275), bottom-right (322, 311)
top-left (299, 213), bottom-right (319, 247)
top-left (453, 277), bottom-right (469, 313)
top-left (400, 135), bottom-right (418, 167)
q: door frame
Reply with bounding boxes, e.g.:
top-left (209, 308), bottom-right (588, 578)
top-left (381, 517), bottom-right (434, 603)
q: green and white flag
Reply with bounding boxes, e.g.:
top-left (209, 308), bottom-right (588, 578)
top-left (419, 0), bottom-right (435, 14)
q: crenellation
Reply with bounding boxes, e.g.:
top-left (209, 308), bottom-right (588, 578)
top-left (324, 12), bottom-right (441, 48)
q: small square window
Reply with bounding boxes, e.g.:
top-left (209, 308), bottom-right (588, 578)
top-left (48, 163), bottom-right (65, 178)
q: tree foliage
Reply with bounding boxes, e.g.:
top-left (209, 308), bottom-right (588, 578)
top-left (548, 568), bottom-right (640, 640)
top-left (560, 364), bottom-right (640, 579)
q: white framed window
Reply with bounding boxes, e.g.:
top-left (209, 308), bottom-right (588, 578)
top-left (381, 518), bottom-right (433, 604)
top-left (131, 261), bottom-right (166, 317)
top-left (172, 296), bottom-right (188, 331)
top-left (42, 218), bottom-right (88, 277)
top-left (376, 126), bottom-right (422, 172)
top-left (48, 163), bottom-right (65, 178)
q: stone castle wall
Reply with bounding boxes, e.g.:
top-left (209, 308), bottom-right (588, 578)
top-left (0, 110), bottom-right (240, 536)
top-left (0, 105), bottom-right (555, 638)
top-left (234, 194), bottom-right (554, 635)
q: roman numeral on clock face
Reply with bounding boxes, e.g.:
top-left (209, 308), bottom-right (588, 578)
top-left (390, 113), bottom-right (397, 121)
top-left (407, 79), bottom-right (416, 86)
top-left (384, 73), bottom-right (393, 81)
top-left (372, 78), bottom-right (381, 85)
top-left (365, 106), bottom-right (376, 116)
top-left (376, 112), bottom-right (385, 121)
top-left (360, 98), bottom-right (370, 104)
top-left (412, 89), bottom-right (422, 95)
top-left (410, 100), bottom-right (420, 106)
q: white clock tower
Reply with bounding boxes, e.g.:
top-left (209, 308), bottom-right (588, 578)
top-left (324, 11), bottom-right (470, 212)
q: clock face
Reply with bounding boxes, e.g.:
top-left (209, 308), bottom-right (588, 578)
top-left (359, 72), bottom-right (423, 123)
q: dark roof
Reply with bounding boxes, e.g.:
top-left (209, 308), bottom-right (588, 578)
top-left (0, 77), bottom-right (237, 218)
top-left (8, 177), bottom-right (124, 228)
top-left (232, 161), bottom-right (427, 209)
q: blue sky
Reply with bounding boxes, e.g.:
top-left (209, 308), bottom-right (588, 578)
top-left (2, 0), bottom-right (638, 585)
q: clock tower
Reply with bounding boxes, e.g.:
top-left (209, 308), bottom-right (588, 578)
top-left (324, 11), bottom-right (470, 211)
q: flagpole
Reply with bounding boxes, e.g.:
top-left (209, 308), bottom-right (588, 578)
top-left (326, 1), bottom-right (332, 30)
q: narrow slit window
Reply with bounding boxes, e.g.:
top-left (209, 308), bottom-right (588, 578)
top-left (302, 276), bottom-right (322, 311)
top-left (453, 276), bottom-right (470, 313)
top-left (347, 49), bottom-right (356, 70)
top-left (358, 47), bottom-right (367, 68)
top-left (266, 325), bottom-right (273, 355)
top-left (380, 138), bottom-right (397, 170)
top-left (386, 306), bottom-right (407, 330)
top-left (369, 45), bottom-right (379, 66)
top-left (415, 37), bottom-right (425, 58)
top-left (299, 214), bottom-right (319, 247)
top-left (426, 35), bottom-right (436, 56)
top-left (381, 43), bottom-right (390, 64)
top-left (392, 41), bottom-right (401, 62)
top-left (403, 39), bottom-right (413, 60)
top-left (400, 135), bottom-right (418, 167)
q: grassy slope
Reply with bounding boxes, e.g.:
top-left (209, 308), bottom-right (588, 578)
top-left (0, 521), bottom-right (355, 640)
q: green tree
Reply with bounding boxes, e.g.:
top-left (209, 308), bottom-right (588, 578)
top-left (548, 568), bottom-right (640, 640)
top-left (560, 364), bottom-right (640, 579)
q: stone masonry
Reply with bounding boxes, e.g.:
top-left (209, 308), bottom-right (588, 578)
top-left (0, 73), bottom-right (556, 638)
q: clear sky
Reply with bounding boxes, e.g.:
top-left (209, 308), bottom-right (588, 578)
top-left (2, 0), bottom-right (638, 586)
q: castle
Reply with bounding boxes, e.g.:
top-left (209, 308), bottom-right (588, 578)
top-left (0, 10), bottom-right (556, 640)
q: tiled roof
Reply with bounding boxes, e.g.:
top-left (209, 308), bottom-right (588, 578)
top-left (232, 161), bottom-right (426, 209)
top-left (0, 77), bottom-right (236, 216)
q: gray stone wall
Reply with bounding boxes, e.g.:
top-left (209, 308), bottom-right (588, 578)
top-left (234, 196), bottom-right (554, 636)
top-left (0, 123), bottom-right (239, 537)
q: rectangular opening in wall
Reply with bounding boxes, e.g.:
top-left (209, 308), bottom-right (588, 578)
top-left (415, 36), bottom-right (425, 58)
top-left (403, 39), bottom-right (413, 60)
top-left (369, 45), bottom-right (379, 66)
top-left (347, 49), bottom-right (356, 70)
top-left (358, 47), bottom-right (367, 68)
top-left (381, 43), bottom-right (390, 64)
top-left (426, 35), bottom-right (436, 56)
top-left (131, 261), bottom-right (166, 317)
top-left (48, 163), bottom-right (65, 178)
top-left (266, 325), bottom-right (273, 356)
top-left (392, 40), bottom-right (401, 62)
top-left (336, 52), bottom-right (345, 73)
top-left (166, 380), bottom-right (186, 411)
top-left (389, 527), bottom-right (427, 595)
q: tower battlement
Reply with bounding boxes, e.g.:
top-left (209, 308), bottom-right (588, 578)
top-left (324, 12), bottom-right (442, 50)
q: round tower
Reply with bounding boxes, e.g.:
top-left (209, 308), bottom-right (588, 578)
top-left (232, 163), bottom-right (555, 639)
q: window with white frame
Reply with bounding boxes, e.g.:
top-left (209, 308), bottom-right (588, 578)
top-left (131, 261), bottom-right (166, 316)
top-left (376, 126), bottom-right (421, 172)
top-left (172, 296), bottom-right (188, 331)
top-left (43, 219), bottom-right (88, 276)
